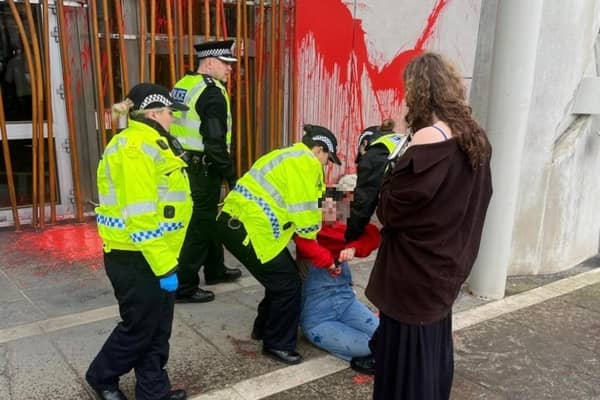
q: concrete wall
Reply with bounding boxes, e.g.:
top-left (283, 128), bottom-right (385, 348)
top-left (294, 0), bottom-right (482, 182)
top-left (471, 0), bottom-right (600, 275)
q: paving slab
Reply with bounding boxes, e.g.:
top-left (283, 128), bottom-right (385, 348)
top-left (23, 277), bottom-right (114, 318)
top-left (0, 273), bottom-right (22, 303)
top-left (454, 314), bottom-right (600, 399)
top-left (0, 299), bottom-right (45, 330)
top-left (6, 336), bottom-right (91, 400)
top-left (505, 296), bottom-right (600, 352)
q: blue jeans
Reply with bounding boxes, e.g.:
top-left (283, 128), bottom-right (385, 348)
top-left (300, 262), bottom-right (379, 361)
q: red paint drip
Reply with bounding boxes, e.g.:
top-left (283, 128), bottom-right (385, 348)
top-left (294, 0), bottom-right (448, 181)
top-left (9, 223), bottom-right (102, 270)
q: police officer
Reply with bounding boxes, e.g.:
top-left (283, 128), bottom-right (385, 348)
top-left (215, 125), bottom-right (341, 365)
top-left (170, 40), bottom-right (241, 303)
top-left (86, 83), bottom-right (191, 400)
top-left (345, 118), bottom-right (407, 242)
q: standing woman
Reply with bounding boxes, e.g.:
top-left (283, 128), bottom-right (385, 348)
top-left (87, 83), bottom-right (191, 400)
top-left (365, 52), bottom-right (493, 400)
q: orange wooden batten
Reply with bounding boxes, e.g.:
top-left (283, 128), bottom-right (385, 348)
top-left (255, 0), bottom-right (265, 159)
top-left (187, 0), bottom-right (194, 71)
top-left (6, 0), bottom-right (38, 226)
top-left (166, 0), bottom-right (177, 88)
top-left (114, 0), bottom-right (129, 94)
top-left (204, 0), bottom-right (210, 39)
top-left (242, 0), bottom-right (251, 169)
top-left (101, 0), bottom-right (116, 132)
top-left (139, 0), bottom-right (147, 81)
top-left (177, 0), bottom-right (185, 77)
top-left (90, 0), bottom-right (108, 153)
top-left (24, 0), bottom-right (46, 227)
top-left (234, 0), bottom-right (242, 175)
top-left (0, 88), bottom-right (20, 229)
top-left (149, 0), bottom-right (156, 82)
top-left (56, 0), bottom-right (84, 222)
top-left (42, 0), bottom-right (57, 223)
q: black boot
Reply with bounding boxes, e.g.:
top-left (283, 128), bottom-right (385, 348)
top-left (350, 354), bottom-right (375, 375)
top-left (205, 266), bottom-right (242, 285)
top-left (175, 288), bottom-right (215, 303)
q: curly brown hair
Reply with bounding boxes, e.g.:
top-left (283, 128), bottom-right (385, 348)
top-left (403, 52), bottom-right (491, 169)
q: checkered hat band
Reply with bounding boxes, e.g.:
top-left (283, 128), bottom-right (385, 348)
top-left (358, 131), bottom-right (374, 144)
top-left (311, 135), bottom-right (334, 153)
top-left (196, 48), bottom-right (232, 58)
top-left (140, 94), bottom-right (172, 109)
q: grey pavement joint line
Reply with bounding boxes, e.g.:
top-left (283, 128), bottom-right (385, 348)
top-left (190, 355), bottom-right (349, 400)
top-left (0, 276), bottom-right (258, 345)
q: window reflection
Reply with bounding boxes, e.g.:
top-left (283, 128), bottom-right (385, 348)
top-left (0, 4), bottom-right (41, 122)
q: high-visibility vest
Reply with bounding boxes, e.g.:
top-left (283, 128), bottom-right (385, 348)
top-left (369, 133), bottom-right (407, 154)
top-left (170, 73), bottom-right (232, 152)
top-left (222, 142), bottom-right (326, 263)
top-left (95, 119), bottom-right (193, 277)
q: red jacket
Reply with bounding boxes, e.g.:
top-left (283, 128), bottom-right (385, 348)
top-left (294, 222), bottom-right (380, 268)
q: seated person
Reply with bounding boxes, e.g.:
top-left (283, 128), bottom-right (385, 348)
top-left (293, 185), bottom-right (380, 364)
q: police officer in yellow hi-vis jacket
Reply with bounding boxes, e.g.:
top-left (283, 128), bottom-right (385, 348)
top-left (216, 125), bottom-right (342, 365)
top-left (86, 83), bottom-right (191, 400)
top-left (170, 39), bottom-right (241, 304)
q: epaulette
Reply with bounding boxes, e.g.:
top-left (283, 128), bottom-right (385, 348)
top-left (202, 74), bottom-right (216, 87)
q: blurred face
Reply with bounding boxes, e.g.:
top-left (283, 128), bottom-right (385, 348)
top-left (322, 197), bottom-right (336, 223)
top-left (208, 58), bottom-right (233, 82)
top-left (148, 107), bottom-right (174, 131)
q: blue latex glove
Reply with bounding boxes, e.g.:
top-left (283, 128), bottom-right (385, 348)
top-left (159, 273), bottom-right (178, 292)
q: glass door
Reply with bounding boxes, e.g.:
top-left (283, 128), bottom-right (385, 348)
top-left (0, 1), bottom-right (73, 227)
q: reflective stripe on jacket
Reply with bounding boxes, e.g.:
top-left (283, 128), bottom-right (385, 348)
top-left (170, 74), bottom-right (232, 152)
top-left (96, 119), bottom-right (193, 276)
top-left (369, 133), bottom-right (407, 154)
top-left (222, 142), bottom-right (326, 263)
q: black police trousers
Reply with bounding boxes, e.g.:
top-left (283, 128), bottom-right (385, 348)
top-left (177, 159), bottom-right (226, 295)
top-left (86, 250), bottom-right (175, 400)
top-left (216, 212), bottom-right (302, 351)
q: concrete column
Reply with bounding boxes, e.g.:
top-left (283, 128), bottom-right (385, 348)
top-left (467, 0), bottom-right (545, 299)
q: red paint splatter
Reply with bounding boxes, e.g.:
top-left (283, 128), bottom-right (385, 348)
top-left (7, 223), bottom-right (102, 270)
top-left (353, 374), bottom-right (374, 384)
top-left (227, 335), bottom-right (259, 358)
top-left (294, 0), bottom-right (448, 180)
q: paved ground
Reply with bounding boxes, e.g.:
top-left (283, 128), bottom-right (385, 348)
top-left (0, 221), bottom-right (598, 400)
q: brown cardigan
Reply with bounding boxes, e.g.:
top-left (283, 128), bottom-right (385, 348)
top-left (365, 138), bottom-right (492, 325)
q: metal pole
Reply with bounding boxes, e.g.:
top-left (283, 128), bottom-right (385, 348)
top-left (467, 0), bottom-right (545, 299)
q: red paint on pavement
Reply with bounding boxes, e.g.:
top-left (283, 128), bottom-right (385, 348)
top-left (8, 224), bottom-right (103, 270)
top-left (353, 374), bottom-right (374, 384)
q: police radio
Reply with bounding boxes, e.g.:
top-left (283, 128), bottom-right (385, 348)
top-left (385, 133), bottom-right (410, 174)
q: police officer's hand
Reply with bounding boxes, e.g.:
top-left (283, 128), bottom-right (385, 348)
top-left (159, 273), bottom-right (179, 292)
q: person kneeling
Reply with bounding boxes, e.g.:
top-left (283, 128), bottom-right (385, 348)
top-left (294, 189), bottom-right (379, 372)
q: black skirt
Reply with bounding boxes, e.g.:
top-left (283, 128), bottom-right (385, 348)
top-left (372, 312), bottom-right (453, 400)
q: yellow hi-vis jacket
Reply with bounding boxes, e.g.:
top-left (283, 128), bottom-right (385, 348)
top-left (95, 119), bottom-right (193, 277)
top-left (170, 74), bottom-right (232, 152)
top-left (369, 133), bottom-right (408, 153)
top-left (222, 142), bottom-right (326, 263)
